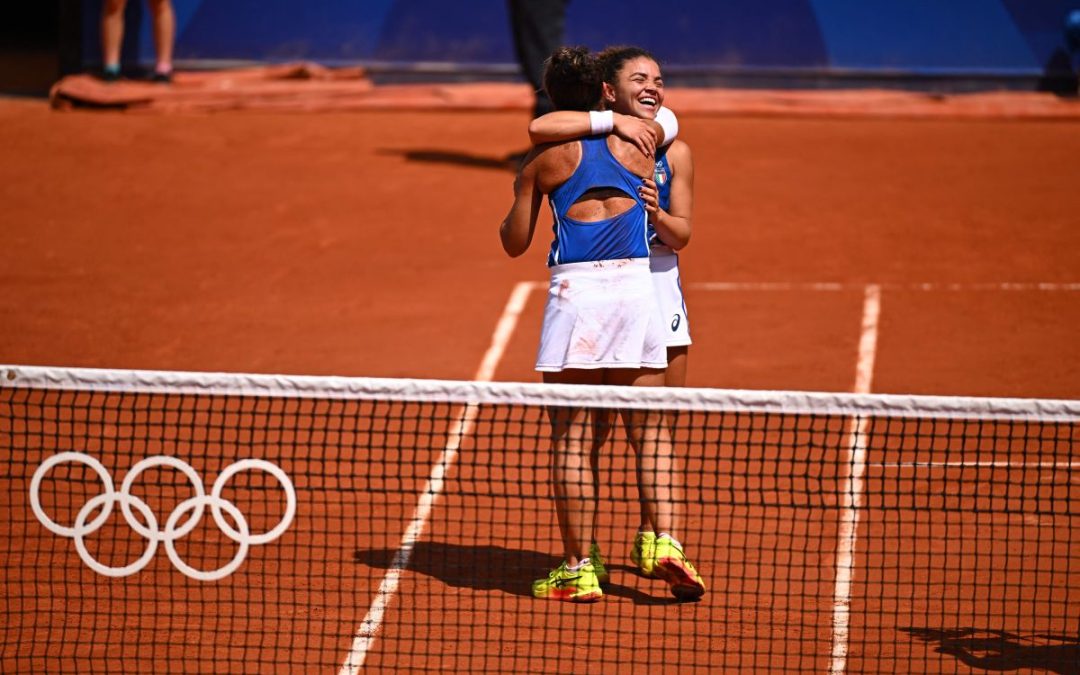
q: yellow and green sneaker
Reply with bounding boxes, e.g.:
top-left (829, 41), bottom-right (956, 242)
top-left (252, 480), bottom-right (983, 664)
top-left (653, 535), bottom-right (706, 601)
top-left (630, 530), bottom-right (659, 578)
top-left (588, 543), bottom-right (610, 586)
top-left (532, 561), bottom-right (603, 603)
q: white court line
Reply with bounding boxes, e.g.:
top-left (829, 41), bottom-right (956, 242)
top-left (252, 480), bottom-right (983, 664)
top-left (828, 284), bottom-right (881, 675)
top-left (691, 281), bottom-right (1080, 292)
top-left (872, 461), bottom-right (1080, 470)
top-left (851, 285), bottom-right (881, 397)
top-left (339, 281), bottom-right (534, 675)
top-left (692, 282), bottom-right (849, 292)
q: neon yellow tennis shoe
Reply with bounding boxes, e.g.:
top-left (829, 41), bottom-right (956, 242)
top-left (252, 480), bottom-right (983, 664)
top-left (532, 561), bottom-right (603, 603)
top-left (630, 530), bottom-right (659, 578)
top-left (588, 543), bottom-right (610, 586)
top-left (653, 535), bottom-right (706, 601)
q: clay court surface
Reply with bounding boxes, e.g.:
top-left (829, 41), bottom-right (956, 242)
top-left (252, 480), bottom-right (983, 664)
top-left (0, 89), bottom-right (1078, 672)
top-left (1, 92), bottom-right (1077, 394)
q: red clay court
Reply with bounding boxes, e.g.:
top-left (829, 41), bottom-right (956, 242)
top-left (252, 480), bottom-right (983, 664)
top-left (0, 80), bottom-right (1078, 673)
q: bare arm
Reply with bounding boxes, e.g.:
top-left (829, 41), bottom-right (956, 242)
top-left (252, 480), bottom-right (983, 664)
top-left (638, 140), bottom-right (693, 250)
top-left (528, 111), bottom-right (661, 157)
top-left (499, 151), bottom-right (544, 257)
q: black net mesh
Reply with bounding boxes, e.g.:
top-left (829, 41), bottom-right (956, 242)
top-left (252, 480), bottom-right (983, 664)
top-left (1, 367), bottom-right (1076, 673)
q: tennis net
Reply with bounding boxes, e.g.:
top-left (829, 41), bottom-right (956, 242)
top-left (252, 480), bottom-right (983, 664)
top-left (1, 365), bottom-right (1077, 673)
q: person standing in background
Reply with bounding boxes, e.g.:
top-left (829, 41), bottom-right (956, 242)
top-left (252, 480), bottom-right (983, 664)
top-left (507, 0), bottom-right (570, 119)
top-left (1067, 9), bottom-right (1080, 94)
top-left (100, 0), bottom-right (175, 82)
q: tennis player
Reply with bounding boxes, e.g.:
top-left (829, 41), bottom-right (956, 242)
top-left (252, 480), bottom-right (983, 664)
top-left (499, 46), bottom-right (705, 602)
top-left (528, 46), bottom-right (697, 590)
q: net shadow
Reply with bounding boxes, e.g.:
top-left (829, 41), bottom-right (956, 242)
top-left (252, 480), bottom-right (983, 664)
top-left (902, 627), bottom-right (1080, 675)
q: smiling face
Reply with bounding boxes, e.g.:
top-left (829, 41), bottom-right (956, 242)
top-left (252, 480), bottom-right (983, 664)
top-left (602, 56), bottom-right (664, 119)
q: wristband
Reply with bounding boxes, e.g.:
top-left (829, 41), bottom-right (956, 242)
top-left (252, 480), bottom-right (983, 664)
top-left (655, 106), bottom-right (679, 146)
top-left (589, 110), bottom-right (614, 135)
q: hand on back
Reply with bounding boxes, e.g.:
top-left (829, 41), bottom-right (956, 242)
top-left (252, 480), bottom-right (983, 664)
top-left (613, 114), bottom-right (657, 158)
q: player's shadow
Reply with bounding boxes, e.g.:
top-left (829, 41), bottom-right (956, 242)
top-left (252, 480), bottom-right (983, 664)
top-left (378, 148), bottom-right (521, 172)
top-left (354, 541), bottom-right (678, 605)
top-left (903, 627), bottom-right (1080, 674)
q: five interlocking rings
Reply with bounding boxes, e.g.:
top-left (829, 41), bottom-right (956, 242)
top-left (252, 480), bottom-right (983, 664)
top-left (30, 452), bottom-right (296, 582)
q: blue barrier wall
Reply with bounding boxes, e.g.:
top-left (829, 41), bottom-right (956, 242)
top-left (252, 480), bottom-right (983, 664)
top-left (83, 0), bottom-right (1079, 85)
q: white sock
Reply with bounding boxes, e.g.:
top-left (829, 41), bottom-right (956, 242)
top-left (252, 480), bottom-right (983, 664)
top-left (568, 558), bottom-right (590, 571)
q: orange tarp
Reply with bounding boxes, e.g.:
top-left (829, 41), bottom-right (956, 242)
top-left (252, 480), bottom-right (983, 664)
top-left (49, 62), bottom-right (1080, 119)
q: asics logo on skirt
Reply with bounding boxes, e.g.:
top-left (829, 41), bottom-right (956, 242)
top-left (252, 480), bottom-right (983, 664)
top-left (29, 451), bottom-right (296, 581)
top-left (671, 314), bottom-right (681, 331)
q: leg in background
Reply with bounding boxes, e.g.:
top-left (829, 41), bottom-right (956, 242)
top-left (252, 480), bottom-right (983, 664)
top-left (605, 367), bottom-right (679, 540)
top-left (146, 0), bottom-right (175, 78)
top-left (664, 345), bottom-right (688, 388)
top-left (101, 0), bottom-right (128, 77)
top-left (610, 365), bottom-right (705, 600)
top-left (634, 345), bottom-right (688, 529)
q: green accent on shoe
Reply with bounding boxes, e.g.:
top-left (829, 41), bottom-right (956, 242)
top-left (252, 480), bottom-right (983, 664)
top-left (588, 543), bottom-right (609, 586)
top-left (630, 530), bottom-right (659, 578)
top-left (653, 536), bottom-right (706, 601)
top-left (532, 561), bottom-right (603, 602)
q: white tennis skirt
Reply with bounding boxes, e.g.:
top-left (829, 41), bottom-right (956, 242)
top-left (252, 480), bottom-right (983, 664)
top-left (650, 247), bottom-right (692, 348)
top-left (535, 258), bottom-right (668, 372)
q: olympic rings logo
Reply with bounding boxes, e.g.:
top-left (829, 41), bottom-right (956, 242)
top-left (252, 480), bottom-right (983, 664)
top-left (30, 452), bottom-right (296, 582)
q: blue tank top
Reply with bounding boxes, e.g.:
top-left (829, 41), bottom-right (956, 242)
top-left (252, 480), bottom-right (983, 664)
top-left (648, 148), bottom-right (674, 248)
top-left (546, 136), bottom-right (650, 267)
